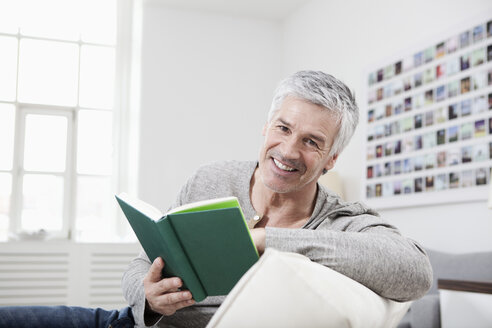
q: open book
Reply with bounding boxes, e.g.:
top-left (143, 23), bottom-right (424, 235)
top-left (115, 193), bottom-right (259, 302)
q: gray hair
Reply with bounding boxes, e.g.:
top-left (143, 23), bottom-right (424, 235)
top-left (268, 70), bottom-right (359, 157)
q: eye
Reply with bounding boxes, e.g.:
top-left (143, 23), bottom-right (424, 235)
top-left (306, 139), bottom-right (319, 149)
top-left (277, 125), bottom-right (289, 133)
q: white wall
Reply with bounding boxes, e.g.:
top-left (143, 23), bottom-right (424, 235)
top-left (282, 0), bottom-right (492, 253)
top-left (137, 0), bottom-right (492, 253)
top-left (138, 3), bottom-right (282, 209)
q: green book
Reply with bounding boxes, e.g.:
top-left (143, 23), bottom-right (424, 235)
top-left (115, 193), bottom-right (259, 302)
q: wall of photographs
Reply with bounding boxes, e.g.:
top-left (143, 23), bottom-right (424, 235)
top-left (363, 17), bottom-right (492, 208)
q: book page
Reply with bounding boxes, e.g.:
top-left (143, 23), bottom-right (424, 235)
top-left (117, 192), bottom-right (163, 221)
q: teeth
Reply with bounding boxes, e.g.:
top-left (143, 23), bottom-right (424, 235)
top-left (273, 158), bottom-right (295, 171)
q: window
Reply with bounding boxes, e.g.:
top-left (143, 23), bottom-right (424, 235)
top-left (0, 0), bottom-right (133, 241)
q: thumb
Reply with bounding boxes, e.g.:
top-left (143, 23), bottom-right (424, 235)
top-left (147, 257), bottom-right (164, 282)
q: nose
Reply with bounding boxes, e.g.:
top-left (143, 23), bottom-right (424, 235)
top-left (279, 136), bottom-right (301, 160)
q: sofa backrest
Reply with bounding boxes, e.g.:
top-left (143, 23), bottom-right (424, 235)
top-left (426, 249), bottom-right (492, 295)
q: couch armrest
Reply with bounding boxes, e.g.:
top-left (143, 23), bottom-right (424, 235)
top-left (207, 248), bottom-right (411, 328)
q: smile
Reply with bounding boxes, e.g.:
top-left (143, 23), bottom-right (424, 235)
top-left (273, 158), bottom-right (297, 172)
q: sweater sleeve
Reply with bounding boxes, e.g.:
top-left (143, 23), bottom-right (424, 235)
top-left (264, 214), bottom-right (433, 302)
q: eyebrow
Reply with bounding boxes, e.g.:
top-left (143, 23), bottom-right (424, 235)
top-left (277, 118), bottom-right (327, 145)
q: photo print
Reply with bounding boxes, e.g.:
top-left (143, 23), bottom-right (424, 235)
top-left (425, 153), bottom-right (436, 169)
top-left (424, 46), bottom-right (435, 63)
top-left (435, 107), bottom-right (447, 123)
top-left (367, 145), bottom-right (375, 160)
top-left (436, 42), bottom-right (446, 58)
top-left (395, 61), bottom-right (403, 75)
top-left (414, 155), bottom-right (424, 171)
top-left (461, 170), bottom-right (474, 187)
top-left (472, 24), bottom-right (485, 43)
top-left (436, 63), bottom-right (446, 79)
top-left (474, 119), bottom-right (486, 138)
top-left (488, 44), bottom-right (492, 61)
top-left (375, 183), bottom-right (382, 197)
top-left (414, 114), bottom-right (423, 129)
top-left (376, 144), bottom-right (383, 158)
top-left (461, 145), bottom-right (473, 163)
top-left (402, 179), bottom-right (413, 194)
top-left (460, 30), bottom-right (470, 48)
top-left (394, 160), bottom-right (402, 175)
top-left (377, 69), bottom-right (384, 82)
top-left (425, 89), bottom-right (434, 105)
top-left (394, 101), bottom-right (403, 115)
top-left (476, 167), bottom-right (488, 185)
top-left (403, 55), bottom-right (414, 72)
top-left (393, 180), bottom-right (402, 195)
top-left (447, 35), bottom-right (459, 53)
top-left (460, 76), bottom-right (471, 93)
top-left (471, 47), bottom-right (486, 67)
top-left (461, 99), bottom-right (472, 116)
top-left (384, 64), bottom-right (395, 80)
top-left (414, 135), bottom-right (423, 150)
top-left (393, 180), bottom-right (401, 195)
top-left (384, 162), bottom-right (392, 176)
top-left (414, 93), bottom-right (425, 109)
top-left (414, 51), bottom-right (424, 67)
top-left (425, 111), bottom-right (434, 126)
top-left (403, 158), bottom-right (413, 173)
top-left (449, 171), bottom-right (460, 188)
top-left (448, 80), bottom-right (459, 98)
top-left (460, 53), bottom-right (471, 71)
top-left (448, 125), bottom-right (459, 143)
top-left (403, 136), bottom-right (414, 153)
top-left (425, 176), bottom-right (435, 191)
top-left (473, 143), bottom-right (488, 162)
top-left (473, 95), bottom-right (487, 113)
top-left (435, 173), bottom-right (448, 191)
top-left (414, 72), bottom-right (423, 88)
top-left (437, 129), bottom-right (446, 145)
top-left (437, 151), bottom-right (446, 167)
top-left (367, 185), bottom-right (375, 198)
top-left (423, 132), bottom-right (436, 149)
top-left (448, 103), bottom-right (459, 120)
top-left (461, 122), bottom-right (474, 140)
top-left (447, 148), bottom-right (461, 166)
top-left (472, 70), bottom-right (487, 90)
top-left (447, 57), bottom-right (460, 76)
top-left (435, 85), bottom-right (446, 102)
top-left (488, 20), bottom-right (492, 37)
top-left (424, 68), bottom-right (435, 84)
top-left (403, 77), bottom-right (412, 92)
top-left (383, 182), bottom-right (393, 197)
top-left (414, 177), bottom-right (423, 193)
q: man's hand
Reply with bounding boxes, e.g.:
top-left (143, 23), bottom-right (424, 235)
top-left (250, 228), bottom-right (266, 255)
top-left (143, 257), bottom-right (195, 316)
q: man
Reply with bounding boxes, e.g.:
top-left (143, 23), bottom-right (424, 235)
top-left (122, 70), bottom-right (433, 327)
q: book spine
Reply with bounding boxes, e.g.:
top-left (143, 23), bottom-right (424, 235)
top-left (155, 218), bottom-right (207, 302)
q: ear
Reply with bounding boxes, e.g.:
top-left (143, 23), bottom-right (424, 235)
top-left (262, 122), bottom-right (269, 136)
top-left (324, 154), bottom-right (339, 172)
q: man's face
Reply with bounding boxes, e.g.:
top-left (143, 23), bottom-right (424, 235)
top-left (258, 97), bottom-right (339, 194)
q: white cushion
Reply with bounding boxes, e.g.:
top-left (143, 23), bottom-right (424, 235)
top-left (207, 248), bottom-right (411, 328)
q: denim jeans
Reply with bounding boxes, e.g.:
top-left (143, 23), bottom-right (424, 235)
top-left (0, 305), bottom-right (134, 328)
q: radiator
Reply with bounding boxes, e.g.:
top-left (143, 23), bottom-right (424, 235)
top-left (0, 242), bottom-right (140, 309)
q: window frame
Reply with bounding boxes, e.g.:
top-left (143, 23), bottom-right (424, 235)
top-left (0, 0), bottom-right (136, 241)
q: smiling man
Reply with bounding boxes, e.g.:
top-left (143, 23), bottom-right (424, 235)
top-left (122, 71), bottom-right (433, 327)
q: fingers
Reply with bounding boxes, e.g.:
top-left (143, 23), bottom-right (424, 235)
top-left (150, 290), bottom-right (195, 316)
top-left (145, 257), bottom-right (164, 283)
top-left (143, 259), bottom-right (196, 316)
